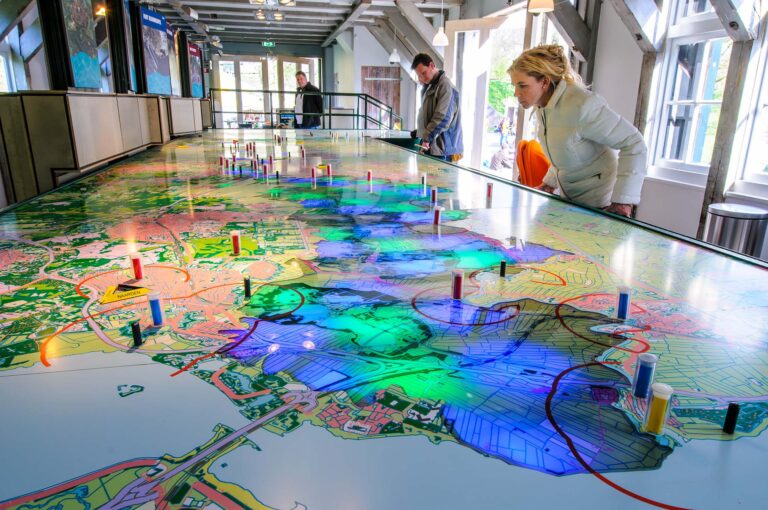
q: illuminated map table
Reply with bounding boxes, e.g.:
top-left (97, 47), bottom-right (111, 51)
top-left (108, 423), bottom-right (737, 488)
top-left (1, 130), bottom-right (767, 510)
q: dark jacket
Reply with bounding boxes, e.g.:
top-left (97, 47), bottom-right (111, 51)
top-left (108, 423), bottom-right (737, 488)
top-left (417, 70), bottom-right (463, 157)
top-left (296, 82), bottom-right (324, 128)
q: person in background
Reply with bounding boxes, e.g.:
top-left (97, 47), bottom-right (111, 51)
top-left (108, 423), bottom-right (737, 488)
top-left (295, 71), bottom-right (323, 129)
top-left (507, 45), bottom-right (647, 217)
top-left (410, 53), bottom-right (463, 162)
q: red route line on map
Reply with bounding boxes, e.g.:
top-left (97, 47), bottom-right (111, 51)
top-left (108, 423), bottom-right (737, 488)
top-left (170, 283), bottom-right (306, 377)
top-left (545, 361), bottom-right (690, 510)
top-left (211, 366), bottom-right (272, 400)
top-left (0, 459), bottom-right (157, 509)
top-left (555, 293), bottom-right (651, 354)
top-left (75, 265), bottom-right (191, 299)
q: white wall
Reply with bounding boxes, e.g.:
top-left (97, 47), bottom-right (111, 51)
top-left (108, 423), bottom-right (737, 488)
top-left (333, 31), bottom-right (355, 109)
top-left (330, 26), bottom-right (417, 130)
top-left (591, 3), bottom-right (642, 121)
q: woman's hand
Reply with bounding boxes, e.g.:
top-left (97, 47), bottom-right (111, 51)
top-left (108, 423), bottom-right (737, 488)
top-left (535, 183), bottom-right (556, 194)
top-left (604, 203), bottom-right (633, 217)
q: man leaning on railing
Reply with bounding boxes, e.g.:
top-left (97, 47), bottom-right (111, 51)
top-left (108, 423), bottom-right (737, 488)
top-left (295, 71), bottom-right (323, 129)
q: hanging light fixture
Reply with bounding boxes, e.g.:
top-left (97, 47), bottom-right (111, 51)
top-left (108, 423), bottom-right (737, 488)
top-left (527, 0), bottom-right (555, 14)
top-left (432, 0), bottom-right (449, 47)
top-left (388, 25), bottom-right (400, 64)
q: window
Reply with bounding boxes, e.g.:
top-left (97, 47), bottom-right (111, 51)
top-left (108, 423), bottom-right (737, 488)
top-left (652, 2), bottom-right (729, 173)
top-left (0, 53), bottom-right (13, 92)
top-left (659, 37), bottom-right (731, 166)
top-left (673, 0), bottom-right (712, 22)
top-left (740, 21), bottom-right (768, 185)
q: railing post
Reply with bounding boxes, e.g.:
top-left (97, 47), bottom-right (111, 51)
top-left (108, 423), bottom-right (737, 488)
top-left (364, 96), bottom-right (369, 129)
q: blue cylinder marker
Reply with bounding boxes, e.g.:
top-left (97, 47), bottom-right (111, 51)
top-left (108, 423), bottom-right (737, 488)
top-left (632, 353), bottom-right (658, 399)
top-left (617, 286), bottom-right (631, 320)
top-left (149, 293), bottom-right (163, 326)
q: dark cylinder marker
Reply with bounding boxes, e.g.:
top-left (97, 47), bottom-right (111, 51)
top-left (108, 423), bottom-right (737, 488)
top-left (244, 276), bottom-right (252, 299)
top-left (131, 321), bottom-right (142, 347)
top-left (723, 402), bottom-right (740, 434)
top-left (500, 260), bottom-right (507, 277)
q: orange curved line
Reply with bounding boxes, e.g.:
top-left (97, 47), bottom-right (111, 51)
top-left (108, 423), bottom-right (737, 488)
top-left (518, 264), bottom-right (567, 286)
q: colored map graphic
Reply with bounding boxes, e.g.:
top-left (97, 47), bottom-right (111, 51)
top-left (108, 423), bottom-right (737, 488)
top-left (1, 130), bottom-right (767, 509)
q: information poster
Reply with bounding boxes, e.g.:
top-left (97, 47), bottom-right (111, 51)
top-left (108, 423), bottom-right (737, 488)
top-left (140, 7), bottom-right (171, 95)
top-left (61, 0), bottom-right (100, 89)
top-left (188, 43), bottom-right (203, 98)
top-left (124, 0), bottom-right (136, 91)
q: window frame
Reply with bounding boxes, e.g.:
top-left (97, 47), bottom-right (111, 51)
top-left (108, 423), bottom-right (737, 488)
top-left (650, 8), bottom-right (728, 175)
top-left (735, 16), bottom-right (768, 188)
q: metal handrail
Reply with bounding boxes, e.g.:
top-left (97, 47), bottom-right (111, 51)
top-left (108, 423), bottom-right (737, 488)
top-left (208, 88), bottom-right (403, 130)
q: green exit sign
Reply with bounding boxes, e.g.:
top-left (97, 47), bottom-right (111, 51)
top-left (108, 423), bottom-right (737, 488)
top-left (262, 41), bottom-right (275, 47)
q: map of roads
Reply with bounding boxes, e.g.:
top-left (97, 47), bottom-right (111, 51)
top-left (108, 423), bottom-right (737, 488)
top-left (1, 130), bottom-right (767, 509)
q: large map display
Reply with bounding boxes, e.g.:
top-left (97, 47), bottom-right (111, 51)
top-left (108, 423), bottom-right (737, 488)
top-left (0, 130), bottom-right (767, 509)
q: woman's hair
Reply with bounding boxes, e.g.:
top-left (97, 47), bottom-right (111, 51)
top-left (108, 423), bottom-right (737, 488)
top-left (507, 44), bottom-right (582, 86)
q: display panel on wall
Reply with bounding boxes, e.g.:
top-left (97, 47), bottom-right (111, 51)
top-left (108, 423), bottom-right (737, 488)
top-left (124, 0), bottom-right (137, 91)
top-left (168, 25), bottom-right (181, 96)
top-left (189, 43), bottom-right (203, 98)
top-left (140, 7), bottom-right (171, 95)
top-left (61, 0), bottom-right (101, 88)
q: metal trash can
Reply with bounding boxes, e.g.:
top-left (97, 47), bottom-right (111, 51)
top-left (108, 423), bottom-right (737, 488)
top-left (703, 203), bottom-right (768, 257)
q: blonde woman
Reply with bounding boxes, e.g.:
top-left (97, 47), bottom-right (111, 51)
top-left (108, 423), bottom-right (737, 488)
top-left (508, 45), bottom-right (647, 217)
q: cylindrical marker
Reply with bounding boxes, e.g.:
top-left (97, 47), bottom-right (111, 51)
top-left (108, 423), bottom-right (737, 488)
top-left (327, 164), bottom-right (333, 176)
top-left (130, 252), bottom-right (143, 280)
top-left (367, 170), bottom-right (372, 182)
top-left (643, 383), bottom-right (673, 435)
top-left (311, 167), bottom-right (317, 179)
top-left (275, 171), bottom-right (280, 181)
top-left (617, 286), bottom-right (631, 320)
top-left (148, 293), bottom-right (163, 326)
top-left (231, 230), bottom-right (241, 255)
top-left (451, 270), bottom-right (464, 300)
top-left (632, 353), bottom-right (658, 399)
top-left (263, 164), bottom-right (269, 177)
top-left (500, 260), bottom-right (507, 277)
top-left (219, 156), bottom-right (224, 166)
top-left (431, 186), bottom-right (437, 204)
top-left (723, 403), bottom-right (741, 434)
top-left (244, 275), bottom-right (252, 299)
top-left (269, 155), bottom-right (274, 167)
top-left (421, 174), bottom-right (427, 187)
top-left (131, 321), bottom-right (142, 347)
top-left (433, 206), bottom-right (443, 225)
top-left (288, 152), bottom-right (291, 160)
top-left (487, 182), bottom-right (493, 198)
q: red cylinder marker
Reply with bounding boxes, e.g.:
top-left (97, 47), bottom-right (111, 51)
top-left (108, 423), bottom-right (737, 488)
top-left (431, 186), bottom-right (437, 204)
top-left (231, 230), bottom-right (241, 256)
top-left (451, 270), bottom-right (464, 300)
top-left (311, 167), bottom-right (317, 179)
top-left (130, 252), bottom-right (143, 280)
top-left (433, 206), bottom-right (443, 225)
top-left (487, 182), bottom-right (493, 198)
top-left (367, 170), bottom-right (372, 182)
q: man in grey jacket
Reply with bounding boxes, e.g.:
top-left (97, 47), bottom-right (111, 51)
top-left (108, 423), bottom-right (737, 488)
top-left (411, 54), bottom-right (463, 161)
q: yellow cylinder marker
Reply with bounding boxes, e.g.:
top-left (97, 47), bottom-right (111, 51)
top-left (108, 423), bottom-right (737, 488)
top-left (644, 383), bottom-right (673, 435)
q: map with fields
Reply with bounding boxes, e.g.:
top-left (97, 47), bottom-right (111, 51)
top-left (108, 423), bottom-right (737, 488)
top-left (1, 130), bottom-right (767, 509)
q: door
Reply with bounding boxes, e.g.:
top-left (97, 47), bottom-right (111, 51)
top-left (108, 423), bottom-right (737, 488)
top-left (362, 66), bottom-right (400, 128)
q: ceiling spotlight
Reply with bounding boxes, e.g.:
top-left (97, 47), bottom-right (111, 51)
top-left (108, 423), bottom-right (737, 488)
top-left (256, 9), bottom-right (266, 20)
top-left (95, 4), bottom-right (106, 16)
top-left (249, 0), bottom-right (265, 4)
top-left (273, 11), bottom-right (283, 20)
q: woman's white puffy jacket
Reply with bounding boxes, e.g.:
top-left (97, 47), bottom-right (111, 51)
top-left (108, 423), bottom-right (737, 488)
top-left (535, 80), bottom-right (647, 207)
